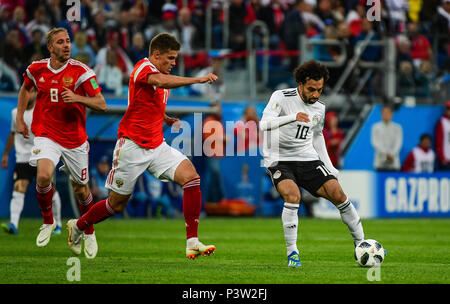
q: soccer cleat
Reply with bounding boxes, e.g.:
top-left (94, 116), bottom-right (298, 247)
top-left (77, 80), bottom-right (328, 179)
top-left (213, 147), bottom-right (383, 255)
top-left (52, 225), bottom-right (62, 235)
top-left (66, 219), bottom-right (82, 255)
top-left (2, 222), bottom-right (18, 235)
top-left (36, 221), bottom-right (56, 247)
top-left (186, 242), bottom-right (216, 259)
top-left (287, 251), bottom-right (302, 267)
top-left (83, 232), bottom-right (98, 259)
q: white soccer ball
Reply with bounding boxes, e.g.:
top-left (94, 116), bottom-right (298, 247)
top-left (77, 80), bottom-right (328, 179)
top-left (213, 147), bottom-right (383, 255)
top-left (355, 239), bottom-right (385, 267)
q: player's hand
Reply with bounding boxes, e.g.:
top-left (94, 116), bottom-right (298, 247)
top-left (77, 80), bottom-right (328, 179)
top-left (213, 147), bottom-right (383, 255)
top-left (1, 155), bottom-right (8, 169)
top-left (61, 86), bottom-right (78, 103)
top-left (198, 73), bottom-right (218, 84)
top-left (296, 112), bottom-right (310, 123)
top-left (16, 118), bottom-right (29, 139)
top-left (165, 116), bottom-right (182, 132)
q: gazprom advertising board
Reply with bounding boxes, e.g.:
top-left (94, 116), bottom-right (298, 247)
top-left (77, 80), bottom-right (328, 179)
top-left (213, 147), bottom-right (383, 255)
top-left (313, 171), bottom-right (450, 219)
top-left (377, 172), bottom-right (450, 218)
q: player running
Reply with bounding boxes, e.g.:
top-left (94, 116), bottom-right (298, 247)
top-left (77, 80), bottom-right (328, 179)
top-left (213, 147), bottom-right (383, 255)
top-left (17, 27), bottom-right (107, 258)
top-left (67, 33), bottom-right (217, 259)
top-left (260, 60), bottom-right (365, 267)
top-left (1, 89), bottom-right (62, 235)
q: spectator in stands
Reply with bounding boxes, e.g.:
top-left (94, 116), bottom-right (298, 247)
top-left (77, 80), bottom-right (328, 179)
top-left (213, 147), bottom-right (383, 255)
top-left (323, 111), bottom-right (345, 169)
top-left (282, 0), bottom-right (307, 52)
top-left (95, 30), bottom-right (134, 83)
top-left (0, 4), bottom-right (10, 42)
top-left (345, 2), bottom-right (365, 37)
top-left (258, 0), bottom-right (287, 49)
top-left (151, 3), bottom-right (179, 41)
top-left (0, 28), bottom-right (25, 75)
top-left (25, 6), bottom-right (50, 43)
top-left (228, 0), bottom-right (249, 53)
top-left (402, 133), bottom-right (436, 173)
top-left (202, 101), bottom-right (227, 203)
top-left (127, 32), bottom-right (147, 64)
top-left (397, 60), bottom-right (416, 97)
top-left (192, 52), bottom-right (226, 100)
top-left (396, 35), bottom-right (413, 68)
top-left (414, 60), bottom-right (434, 98)
top-left (117, 8), bottom-right (131, 51)
top-left (435, 101), bottom-right (450, 170)
top-left (191, 0), bottom-right (207, 49)
top-left (71, 30), bottom-right (96, 67)
top-left (97, 49), bottom-right (123, 96)
top-left (128, 5), bottom-right (149, 43)
top-left (90, 155), bottom-right (111, 202)
top-left (354, 18), bottom-right (381, 62)
top-left (24, 29), bottom-right (48, 64)
top-left (371, 105), bottom-right (403, 171)
top-left (86, 10), bottom-right (108, 53)
top-left (178, 6), bottom-right (208, 71)
top-left (384, 0), bottom-right (410, 33)
top-left (407, 22), bottom-right (433, 68)
top-left (234, 104), bottom-right (261, 154)
top-left (0, 57), bottom-right (20, 92)
top-left (432, 0), bottom-right (450, 66)
top-left (9, 6), bottom-right (28, 47)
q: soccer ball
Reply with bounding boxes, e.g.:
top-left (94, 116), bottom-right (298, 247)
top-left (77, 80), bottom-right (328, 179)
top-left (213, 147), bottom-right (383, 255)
top-left (355, 239), bottom-right (385, 267)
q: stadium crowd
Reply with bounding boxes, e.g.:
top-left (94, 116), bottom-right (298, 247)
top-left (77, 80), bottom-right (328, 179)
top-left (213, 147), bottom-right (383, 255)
top-left (0, 0), bottom-right (448, 99)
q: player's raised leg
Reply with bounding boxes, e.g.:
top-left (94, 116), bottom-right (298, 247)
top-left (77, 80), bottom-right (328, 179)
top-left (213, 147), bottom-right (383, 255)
top-left (316, 179), bottom-right (364, 246)
top-left (173, 159), bottom-right (215, 259)
top-left (71, 181), bottom-right (98, 258)
top-left (35, 158), bottom-right (56, 247)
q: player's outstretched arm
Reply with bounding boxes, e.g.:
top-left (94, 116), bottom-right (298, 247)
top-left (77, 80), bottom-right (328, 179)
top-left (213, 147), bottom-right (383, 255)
top-left (61, 87), bottom-right (107, 112)
top-left (148, 73), bottom-right (218, 89)
top-left (16, 83), bottom-right (33, 139)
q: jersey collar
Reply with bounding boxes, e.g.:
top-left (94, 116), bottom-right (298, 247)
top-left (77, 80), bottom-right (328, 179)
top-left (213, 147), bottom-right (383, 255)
top-left (47, 58), bottom-right (70, 74)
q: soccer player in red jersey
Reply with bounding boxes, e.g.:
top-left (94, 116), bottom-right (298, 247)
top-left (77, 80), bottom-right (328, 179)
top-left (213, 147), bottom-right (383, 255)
top-left (67, 33), bottom-right (218, 259)
top-left (16, 28), bottom-right (107, 258)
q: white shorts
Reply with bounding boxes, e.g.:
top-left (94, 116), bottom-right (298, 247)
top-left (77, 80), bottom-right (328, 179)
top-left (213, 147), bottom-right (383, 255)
top-left (105, 138), bottom-right (188, 195)
top-left (29, 137), bottom-right (90, 185)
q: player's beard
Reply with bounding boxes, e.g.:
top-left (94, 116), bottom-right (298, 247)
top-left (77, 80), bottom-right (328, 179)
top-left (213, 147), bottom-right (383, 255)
top-left (300, 88), bottom-right (317, 104)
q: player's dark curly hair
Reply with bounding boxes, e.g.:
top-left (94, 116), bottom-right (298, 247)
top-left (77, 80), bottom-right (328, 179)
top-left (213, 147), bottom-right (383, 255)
top-left (293, 60), bottom-right (330, 84)
top-left (149, 33), bottom-right (181, 55)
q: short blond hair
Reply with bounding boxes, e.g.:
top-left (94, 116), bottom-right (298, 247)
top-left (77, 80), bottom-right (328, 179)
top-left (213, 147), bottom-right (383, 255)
top-left (46, 27), bottom-right (69, 46)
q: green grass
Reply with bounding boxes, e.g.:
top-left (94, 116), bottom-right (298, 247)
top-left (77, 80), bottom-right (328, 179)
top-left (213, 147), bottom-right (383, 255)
top-left (0, 217), bottom-right (449, 284)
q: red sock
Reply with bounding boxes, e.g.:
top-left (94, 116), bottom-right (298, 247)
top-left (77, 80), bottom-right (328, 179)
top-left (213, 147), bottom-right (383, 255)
top-left (36, 184), bottom-right (54, 224)
top-left (76, 199), bottom-right (115, 231)
top-left (183, 178), bottom-right (202, 240)
top-left (78, 192), bottom-right (94, 234)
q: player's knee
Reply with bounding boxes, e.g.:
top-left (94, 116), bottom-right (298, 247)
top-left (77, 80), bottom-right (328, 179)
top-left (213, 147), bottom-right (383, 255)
top-left (72, 183), bottom-right (89, 200)
top-left (36, 172), bottom-right (52, 186)
top-left (284, 192), bottom-right (301, 204)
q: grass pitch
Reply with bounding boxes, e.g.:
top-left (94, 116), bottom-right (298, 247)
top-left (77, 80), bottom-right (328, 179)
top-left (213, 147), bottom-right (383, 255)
top-left (0, 217), bottom-right (449, 284)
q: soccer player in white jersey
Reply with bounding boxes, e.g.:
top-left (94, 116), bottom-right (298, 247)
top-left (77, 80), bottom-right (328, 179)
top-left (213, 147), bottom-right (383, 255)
top-left (1, 90), bottom-right (62, 235)
top-left (260, 60), bottom-right (365, 267)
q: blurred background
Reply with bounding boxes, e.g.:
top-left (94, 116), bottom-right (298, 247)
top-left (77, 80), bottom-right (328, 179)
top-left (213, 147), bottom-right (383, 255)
top-left (0, 0), bottom-right (449, 222)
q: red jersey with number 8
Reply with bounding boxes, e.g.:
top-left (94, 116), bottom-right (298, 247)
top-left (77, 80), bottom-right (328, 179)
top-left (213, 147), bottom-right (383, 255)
top-left (22, 58), bottom-right (101, 149)
top-left (117, 58), bottom-right (169, 149)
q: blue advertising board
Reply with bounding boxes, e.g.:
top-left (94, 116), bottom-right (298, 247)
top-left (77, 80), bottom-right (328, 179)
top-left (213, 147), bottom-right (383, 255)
top-left (377, 172), bottom-right (450, 218)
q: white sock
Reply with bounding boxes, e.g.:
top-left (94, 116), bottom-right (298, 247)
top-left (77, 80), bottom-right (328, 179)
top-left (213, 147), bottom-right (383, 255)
top-left (52, 190), bottom-right (62, 227)
top-left (282, 202), bottom-right (299, 256)
top-left (337, 198), bottom-right (364, 246)
top-left (10, 191), bottom-right (25, 228)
